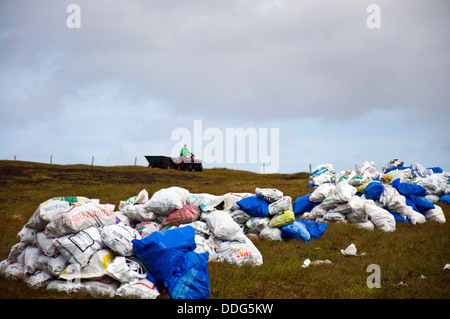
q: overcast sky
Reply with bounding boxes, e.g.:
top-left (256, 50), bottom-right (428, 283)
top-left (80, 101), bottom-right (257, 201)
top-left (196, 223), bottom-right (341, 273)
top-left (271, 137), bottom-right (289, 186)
top-left (1, 0), bottom-right (449, 173)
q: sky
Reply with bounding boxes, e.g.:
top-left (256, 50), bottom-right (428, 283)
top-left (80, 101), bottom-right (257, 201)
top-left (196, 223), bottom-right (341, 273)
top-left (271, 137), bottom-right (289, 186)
top-left (0, 0), bottom-right (449, 174)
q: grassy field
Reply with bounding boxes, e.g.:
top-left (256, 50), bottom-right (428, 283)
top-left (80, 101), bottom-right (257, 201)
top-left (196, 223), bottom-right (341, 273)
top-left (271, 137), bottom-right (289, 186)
top-left (0, 160), bottom-right (449, 299)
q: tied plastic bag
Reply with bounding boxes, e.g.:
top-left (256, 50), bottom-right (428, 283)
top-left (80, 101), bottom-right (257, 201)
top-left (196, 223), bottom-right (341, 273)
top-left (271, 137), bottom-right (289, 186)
top-left (364, 200), bottom-right (396, 232)
top-left (203, 210), bottom-right (247, 242)
top-left (118, 189), bottom-right (149, 210)
top-left (116, 278), bottom-right (159, 299)
top-left (269, 210), bottom-right (295, 228)
top-left (321, 181), bottom-right (356, 207)
top-left (308, 164), bottom-right (335, 187)
top-left (310, 183), bottom-right (336, 203)
top-left (236, 196), bottom-right (270, 217)
top-left (245, 217), bottom-right (270, 235)
top-left (101, 222), bottom-right (141, 256)
top-left (144, 188), bottom-right (185, 216)
top-left (293, 194), bottom-right (319, 214)
top-left (45, 203), bottom-right (116, 237)
top-left (26, 199), bottom-right (71, 230)
top-left (53, 226), bottom-right (104, 267)
top-left (213, 237), bottom-right (263, 266)
top-left (161, 204), bottom-right (201, 228)
top-left (268, 196), bottom-right (292, 215)
top-left (391, 179), bottom-right (427, 197)
top-left (132, 226), bottom-right (210, 299)
top-left (135, 221), bottom-right (160, 238)
top-left (255, 188), bottom-right (283, 203)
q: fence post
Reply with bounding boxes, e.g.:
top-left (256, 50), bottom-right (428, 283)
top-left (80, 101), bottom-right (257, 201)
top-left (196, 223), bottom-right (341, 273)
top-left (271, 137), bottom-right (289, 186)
top-left (309, 163), bottom-right (312, 174)
top-left (50, 154), bottom-right (52, 165)
top-left (14, 155), bottom-right (16, 161)
top-left (92, 156), bottom-right (94, 166)
top-left (134, 157), bottom-right (137, 166)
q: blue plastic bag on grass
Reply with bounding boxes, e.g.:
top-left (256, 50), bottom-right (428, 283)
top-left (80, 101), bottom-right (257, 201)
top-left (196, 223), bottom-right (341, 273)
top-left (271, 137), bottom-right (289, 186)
top-left (293, 194), bottom-right (318, 215)
top-left (168, 251), bottom-right (210, 299)
top-left (132, 226), bottom-right (210, 299)
top-left (281, 218), bottom-right (328, 242)
top-left (237, 196), bottom-right (270, 217)
top-left (300, 219), bottom-right (328, 239)
top-left (408, 195), bottom-right (435, 213)
top-left (391, 179), bottom-right (426, 197)
top-left (281, 219), bottom-right (311, 241)
top-left (439, 194), bottom-right (450, 204)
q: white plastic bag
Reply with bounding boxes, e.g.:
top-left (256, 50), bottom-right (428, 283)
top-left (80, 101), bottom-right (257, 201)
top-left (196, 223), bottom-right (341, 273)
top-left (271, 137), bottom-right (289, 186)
top-left (322, 181), bottom-right (356, 207)
top-left (101, 222), bottom-right (141, 256)
top-left (106, 256), bottom-right (148, 283)
top-left (35, 254), bottom-right (68, 276)
top-left (246, 217), bottom-right (270, 235)
top-left (255, 188), bottom-right (283, 203)
top-left (118, 189), bottom-right (149, 210)
top-left (424, 205), bottom-right (446, 223)
top-left (204, 210), bottom-right (247, 242)
top-left (45, 203), bottom-right (115, 237)
top-left (36, 231), bottom-right (59, 257)
top-left (121, 204), bottom-right (155, 222)
top-left (144, 188), bottom-right (184, 215)
top-left (364, 201), bottom-right (396, 232)
top-left (53, 226), bottom-right (104, 267)
top-left (26, 199), bottom-right (71, 230)
top-left (310, 183), bottom-right (336, 203)
top-left (134, 221), bottom-right (160, 238)
top-left (116, 278), bottom-right (159, 299)
top-left (268, 196), bottom-right (292, 215)
top-left (17, 226), bottom-right (40, 244)
top-left (214, 237), bottom-right (263, 266)
top-left (259, 225), bottom-right (282, 241)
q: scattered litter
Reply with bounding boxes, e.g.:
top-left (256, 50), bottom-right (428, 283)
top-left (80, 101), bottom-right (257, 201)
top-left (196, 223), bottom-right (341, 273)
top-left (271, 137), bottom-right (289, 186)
top-left (302, 258), bottom-right (332, 268)
top-left (340, 243), bottom-right (366, 257)
top-left (443, 263), bottom-right (450, 270)
top-left (397, 281), bottom-right (408, 286)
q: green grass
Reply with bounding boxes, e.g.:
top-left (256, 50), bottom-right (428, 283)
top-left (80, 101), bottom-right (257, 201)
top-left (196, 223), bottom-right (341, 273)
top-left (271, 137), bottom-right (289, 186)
top-left (0, 160), bottom-right (449, 299)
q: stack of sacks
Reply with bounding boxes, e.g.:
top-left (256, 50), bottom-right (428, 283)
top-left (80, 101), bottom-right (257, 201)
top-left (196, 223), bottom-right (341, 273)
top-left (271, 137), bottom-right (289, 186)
top-left (301, 159), bottom-right (448, 230)
top-left (308, 164), bottom-right (334, 188)
top-left (235, 188), bottom-right (328, 242)
top-left (0, 195), bottom-right (160, 298)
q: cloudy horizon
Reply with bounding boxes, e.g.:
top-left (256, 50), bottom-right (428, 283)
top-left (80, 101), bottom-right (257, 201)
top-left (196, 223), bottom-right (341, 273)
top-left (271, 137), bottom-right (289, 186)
top-left (1, 0), bottom-right (449, 174)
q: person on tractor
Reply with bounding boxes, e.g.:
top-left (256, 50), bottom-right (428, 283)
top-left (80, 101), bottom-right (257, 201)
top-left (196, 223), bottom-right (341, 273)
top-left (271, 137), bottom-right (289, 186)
top-left (180, 144), bottom-right (194, 157)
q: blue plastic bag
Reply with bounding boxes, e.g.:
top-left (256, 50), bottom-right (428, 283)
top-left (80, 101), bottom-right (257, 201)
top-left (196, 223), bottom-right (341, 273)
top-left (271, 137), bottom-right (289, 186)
top-left (427, 167), bottom-right (443, 174)
top-left (391, 179), bottom-right (426, 197)
top-left (293, 194), bottom-right (318, 215)
top-left (236, 196), bottom-right (269, 217)
top-left (168, 251), bottom-right (210, 299)
top-left (281, 219), bottom-right (311, 242)
top-left (132, 226), bottom-right (210, 299)
top-left (408, 195), bottom-right (435, 213)
top-left (300, 219), bottom-right (328, 239)
top-left (364, 182), bottom-right (384, 201)
top-left (405, 197), bottom-right (419, 212)
top-left (439, 194), bottom-right (450, 204)
top-left (280, 218), bottom-right (328, 242)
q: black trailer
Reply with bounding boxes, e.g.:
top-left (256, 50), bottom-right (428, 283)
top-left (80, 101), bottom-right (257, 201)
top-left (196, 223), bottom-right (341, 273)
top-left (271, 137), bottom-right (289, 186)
top-left (144, 155), bottom-right (203, 171)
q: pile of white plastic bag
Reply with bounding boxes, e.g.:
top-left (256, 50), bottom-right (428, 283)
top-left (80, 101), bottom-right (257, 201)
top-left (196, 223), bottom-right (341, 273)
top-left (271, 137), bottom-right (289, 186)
top-left (0, 186), bottom-right (329, 299)
top-left (300, 160), bottom-right (448, 231)
top-left (1, 159), bottom-right (447, 299)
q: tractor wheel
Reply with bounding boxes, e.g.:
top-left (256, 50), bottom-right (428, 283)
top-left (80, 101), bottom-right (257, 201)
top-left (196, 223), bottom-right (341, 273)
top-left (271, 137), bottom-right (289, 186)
top-left (184, 164), bottom-right (193, 171)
